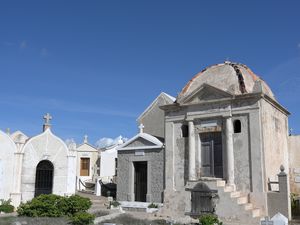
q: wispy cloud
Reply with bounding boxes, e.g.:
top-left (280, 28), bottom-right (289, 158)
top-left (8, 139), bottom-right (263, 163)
top-left (40, 48), bottom-right (48, 57)
top-left (298, 43), bottom-right (300, 49)
top-left (20, 40), bottom-right (27, 49)
top-left (0, 95), bottom-right (137, 118)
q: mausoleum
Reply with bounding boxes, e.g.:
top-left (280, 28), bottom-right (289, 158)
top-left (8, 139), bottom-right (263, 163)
top-left (160, 62), bottom-right (291, 223)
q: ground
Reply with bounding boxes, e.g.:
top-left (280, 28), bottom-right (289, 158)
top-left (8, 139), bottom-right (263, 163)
top-left (0, 192), bottom-right (299, 225)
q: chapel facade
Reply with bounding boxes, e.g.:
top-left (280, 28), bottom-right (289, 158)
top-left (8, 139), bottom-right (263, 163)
top-left (0, 114), bottom-right (77, 207)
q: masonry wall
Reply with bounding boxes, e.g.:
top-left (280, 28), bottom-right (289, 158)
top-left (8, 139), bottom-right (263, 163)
top-left (261, 99), bottom-right (289, 185)
top-left (117, 148), bottom-right (164, 203)
top-left (288, 135), bottom-right (300, 194)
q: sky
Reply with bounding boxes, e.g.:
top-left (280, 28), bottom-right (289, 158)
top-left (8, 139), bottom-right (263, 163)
top-left (0, 1), bottom-right (300, 145)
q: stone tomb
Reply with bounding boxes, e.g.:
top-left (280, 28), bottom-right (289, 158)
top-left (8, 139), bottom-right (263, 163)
top-left (116, 124), bottom-right (164, 203)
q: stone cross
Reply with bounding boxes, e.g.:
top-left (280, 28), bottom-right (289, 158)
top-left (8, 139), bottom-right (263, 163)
top-left (139, 124), bottom-right (144, 133)
top-left (43, 113), bottom-right (52, 125)
top-left (261, 217), bottom-right (274, 225)
top-left (84, 135), bottom-right (88, 143)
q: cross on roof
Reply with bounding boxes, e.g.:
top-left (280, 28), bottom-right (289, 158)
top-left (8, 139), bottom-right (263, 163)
top-left (139, 123), bottom-right (144, 133)
top-left (84, 135), bottom-right (88, 143)
top-left (261, 217), bottom-right (273, 225)
top-left (43, 113), bottom-right (52, 125)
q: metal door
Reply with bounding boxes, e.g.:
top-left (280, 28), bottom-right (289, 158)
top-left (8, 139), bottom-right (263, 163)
top-left (34, 160), bottom-right (54, 197)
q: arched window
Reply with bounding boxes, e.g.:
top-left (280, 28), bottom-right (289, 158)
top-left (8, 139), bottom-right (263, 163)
top-left (181, 125), bottom-right (189, 138)
top-left (233, 120), bottom-right (241, 133)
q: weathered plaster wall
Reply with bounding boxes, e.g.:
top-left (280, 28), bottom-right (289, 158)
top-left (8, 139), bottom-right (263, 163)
top-left (288, 135), bottom-right (300, 194)
top-left (117, 148), bottom-right (164, 203)
top-left (232, 114), bottom-right (251, 193)
top-left (261, 99), bottom-right (289, 184)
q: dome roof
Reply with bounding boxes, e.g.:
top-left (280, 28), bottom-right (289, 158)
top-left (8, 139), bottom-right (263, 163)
top-left (177, 62), bottom-right (275, 104)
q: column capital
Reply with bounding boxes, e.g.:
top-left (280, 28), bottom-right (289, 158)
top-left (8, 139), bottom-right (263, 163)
top-left (223, 115), bottom-right (232, 119)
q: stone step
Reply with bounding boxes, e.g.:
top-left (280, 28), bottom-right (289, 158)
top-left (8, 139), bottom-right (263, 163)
top-left (244, 203), bottom-right (253, 211)
top-left (252, 208), bottom-right (261, 218)
top-left (230, 191), bottom-right (241, 198)
top-left (237, 196), bottom-right (248, 205)
top-left (216, 180), bottom-right (226, 187)
top-left (224, 185), bottom-right (234, 192)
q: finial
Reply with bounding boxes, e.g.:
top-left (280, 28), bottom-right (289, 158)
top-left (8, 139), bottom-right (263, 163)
top-left (43, 113), bottom-right (52, 131)
top-left (6, 128), bottom-right (10, 135)
top-left (84, 135), bottom-right (88, 143)
top-left (280, 165), bottom-right (285, 172)
top-left (139, 124), bottom-right (144, 133)
top-left (43, 113), bottom-right (52, 125)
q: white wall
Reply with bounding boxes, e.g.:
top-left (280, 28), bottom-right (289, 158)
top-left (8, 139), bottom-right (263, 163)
top-left (100, 146), bottom-right (117, 182)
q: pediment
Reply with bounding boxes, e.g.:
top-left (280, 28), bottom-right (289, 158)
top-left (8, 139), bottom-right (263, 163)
top-left (117, 133), bottom-right (163, 151)
top-left (181, 84), bottom-right (233, 104)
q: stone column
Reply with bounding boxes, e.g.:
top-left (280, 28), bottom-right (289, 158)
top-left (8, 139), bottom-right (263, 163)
top-left (226, 116), bottom-right (235, 185)
top-left (188, 121), bottom-right (196, 181)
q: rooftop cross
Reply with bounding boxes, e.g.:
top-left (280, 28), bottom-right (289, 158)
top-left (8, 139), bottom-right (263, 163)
top-left (139, 123), bottom-right (144, 133)
top-left (261, 217), bottom-right (273, 225)
top-left (84, 135), bottom-right (88, 143)
top-left (43, 113), bottom-right (52, 125)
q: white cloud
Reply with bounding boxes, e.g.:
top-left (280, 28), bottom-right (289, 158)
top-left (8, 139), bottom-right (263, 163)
top-left (65, 138), bottom-right (76, 149)
top-left (40, 48), bottom-right (48, 57)
top-left (95, 135), bottom-right (127, 149)
top-left (20, 40), bottom-right (27, 49)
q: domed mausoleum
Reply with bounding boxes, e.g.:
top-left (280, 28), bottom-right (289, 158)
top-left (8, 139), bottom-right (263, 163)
top-left (160, 61), bottom-right (290, 224)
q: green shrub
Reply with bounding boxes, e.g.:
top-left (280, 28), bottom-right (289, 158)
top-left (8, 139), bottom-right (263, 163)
top-left (58, 195), bottom-right (92, 216)
top-left (148, 203), bottom-right (158, 208)
top-left (69, 211), bottom-right (95, 225)
top-left (17, 194), bottom-right (94, 225)
top-left (0, 199), bottom-right (14, 213)
top-left (199, 214), bottom-right (223, 225)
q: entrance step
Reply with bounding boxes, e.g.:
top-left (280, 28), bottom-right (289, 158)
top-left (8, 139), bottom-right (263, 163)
top-left (244, 203), bottom-right (253, 211)
top-left (237, 196), bottom-right (248, 205)
top-left (230, 191), bottom-right (241, 198)
top-left (216, 180), bottom-right (226, 187)
top-left (252, 208), bottom-right (261, 218)
top-left (224, 185), bottom-right (235, 192)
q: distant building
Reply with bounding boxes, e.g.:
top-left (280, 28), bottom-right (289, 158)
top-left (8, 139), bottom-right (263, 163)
top-left (75, 135), bottom-right (99, 192)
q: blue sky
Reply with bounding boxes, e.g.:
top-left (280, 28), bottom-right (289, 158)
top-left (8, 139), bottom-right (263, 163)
top-left (0, 1), bottom-right (300, 144)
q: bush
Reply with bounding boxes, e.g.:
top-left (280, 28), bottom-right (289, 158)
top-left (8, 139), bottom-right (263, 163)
top-left (199, 214), bottom-right (223, 225)
top-left (17, 194), bottom-right (64, 217)
top-left (58, 195), bottom-right (92, 216)
top-left (69, 211), bottom-right (95, 225)
top-left (17, 194), bottom-right (94, 225)
top-left (0, 199), bottom-right (14, 213)
top-left (148, 203), bottom-right (158, 208)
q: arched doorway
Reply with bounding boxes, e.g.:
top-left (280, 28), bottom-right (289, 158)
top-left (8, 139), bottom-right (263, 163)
top-left (34, 160), bottom-right (54, 197)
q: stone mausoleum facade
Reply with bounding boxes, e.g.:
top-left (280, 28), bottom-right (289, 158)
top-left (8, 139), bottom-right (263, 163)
top-left (117, 124), bottom-right (164, 203)
top-left (160, 62), bottom-right (291, 224)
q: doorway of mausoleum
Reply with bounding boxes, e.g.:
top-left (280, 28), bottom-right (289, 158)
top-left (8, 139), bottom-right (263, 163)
top-left (134, 161), bottom-right (147, 202)
top-left (200, 132), bottom-right (223, 178)
top-left (34, 160), bottom-right (54, 197)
